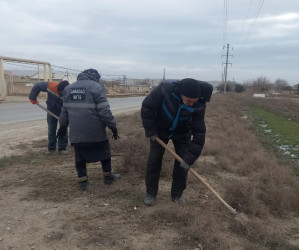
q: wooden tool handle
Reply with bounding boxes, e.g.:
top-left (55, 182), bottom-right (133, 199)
top-left (155, 137), bottom-right (237, 215)
top-left (36, 103), bottom-right (59, 120)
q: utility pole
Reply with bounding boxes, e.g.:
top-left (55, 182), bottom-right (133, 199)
top-left (123, 75), bottom-right (126, 93)
top-left (163, 68), bottom-right (165, 80)
top-left (0, 58), bottom-right (6, 100)
top-left (222, 43), bottom-right (233, 93)
top-left (65, 70), bottom-right (70, 81)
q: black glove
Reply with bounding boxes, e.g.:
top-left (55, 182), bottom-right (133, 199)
top-left (180, 161), bottom-right (191, 171)
top-left (150, 135), bottom-right (157, 142)
top-left (111, 128), bottom-right (119, 140)
top-left (56, 125), bottom-right (67, 139)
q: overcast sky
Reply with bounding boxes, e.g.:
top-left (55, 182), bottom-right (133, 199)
top-left (1, 0), bottom-right (298, 85)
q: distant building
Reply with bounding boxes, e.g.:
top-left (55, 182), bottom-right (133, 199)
top-left (31, 72), bottom-right (77, 84)
top-left (3, 70), bottom-right (77, 96)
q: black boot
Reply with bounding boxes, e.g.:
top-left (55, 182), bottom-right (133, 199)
top-left (172, 196), bottom-right (186, 205)
top-left (103, 172), bottom-right (120, 184)
top-left (144, 193), bottom-right (156, 206)
top-left (77, 176), bottom-right (89, 191)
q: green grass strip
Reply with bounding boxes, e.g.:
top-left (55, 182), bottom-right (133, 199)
top-left (249, 106), bottom-right (299, 153)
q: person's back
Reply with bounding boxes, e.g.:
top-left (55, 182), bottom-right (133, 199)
top-left (59, 68), bottom-right (120, 190)
top-left (62, 78), bottom-right (112, 144)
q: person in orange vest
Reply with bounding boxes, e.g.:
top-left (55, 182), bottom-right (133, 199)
top-left (29, 80), bottom-right (70, 154)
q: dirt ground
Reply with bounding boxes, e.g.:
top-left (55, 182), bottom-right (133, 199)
top-left (0, 97), bottom-right (154, 250)
top-left (1, 97), bottom-right (199, 250)
top-left (1, 96), bottom-right (299, 250)
top-left (0, 123), bottom-right (217, 250)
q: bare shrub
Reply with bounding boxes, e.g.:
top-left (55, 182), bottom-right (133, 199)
top-left (257, 163), bottom-right (299, 215)
top-left (109, 112), bottom-right (148, 177)
top-left (201, 139), bottom-right (222, 156)
top-left (111, 111), bottom-right (176, 179)
top-left (152, 206), bottom-right (230, 249)
top-left (206, 93), bottom-right (299, 218)
top-left (118, 136), bottom-right (149, 175)
top-left (224, 180), bottom-right (267, 217)
top-left (230, 219), bottom-right (293, 249)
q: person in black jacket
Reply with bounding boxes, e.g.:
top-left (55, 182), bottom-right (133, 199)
top-left (141, 78), bottom-right (213, 206)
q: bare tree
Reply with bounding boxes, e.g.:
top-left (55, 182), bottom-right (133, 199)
top-left (253, 76), bottom-right (273, 93)
top-left (274, 78), bottom-right (291, 92)
top-left (217, 80), bottom-right (234, 92)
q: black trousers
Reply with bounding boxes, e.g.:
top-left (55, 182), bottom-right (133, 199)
top-left (73, 140), bottom-right (112, 178)
top-left (145, 133), bottom-right (190, 199)
top-left (76, 159), bottom-right (111, 178)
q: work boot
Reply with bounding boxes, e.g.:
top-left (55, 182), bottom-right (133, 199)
top-left (46, 149), bottom-right (56, 155)
top-left (58, 150), bottom-right (69, 155)
top-left (144, 193), bottom-right (156, 206)
top-left (103, 172), bottom-right (120, 184)
top-left (77, 176), bottom-right (89, 191)
top-left (172, 196), bottom-right (186, 205)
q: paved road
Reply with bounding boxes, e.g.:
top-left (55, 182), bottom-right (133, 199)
top-left (0, 96), bottom-right (145, 124)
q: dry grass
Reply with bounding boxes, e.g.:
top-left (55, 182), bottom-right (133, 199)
top-left (110, 94), bottom-right (299, 248)
top-left (203, 94), bottom-right (299, 216)
top-left (1, 93), bottom-right (299, 249)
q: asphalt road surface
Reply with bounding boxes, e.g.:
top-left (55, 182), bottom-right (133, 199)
top-left (0, 96), bottom-right (145, 124)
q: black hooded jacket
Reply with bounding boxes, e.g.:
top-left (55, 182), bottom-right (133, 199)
top-left (141, 79), bottom-right (213, 165)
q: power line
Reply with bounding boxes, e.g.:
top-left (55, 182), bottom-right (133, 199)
top-left (236, 0), bottom-right (254, 46)
top-left (52, 64), bottom-right (82, 73)
top-left (4, 61), bottom-right (38, 70)
top-left (243, 0), bottom-right (264, 46)
top-left (235, 0), bottom-right (265, 61)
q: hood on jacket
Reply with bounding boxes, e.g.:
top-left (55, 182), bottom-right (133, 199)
top-left (77, 68), bottom-right (101, 82)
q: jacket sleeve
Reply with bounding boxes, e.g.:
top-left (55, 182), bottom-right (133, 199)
top-left (59, 104), bottom-right (69, 127)
top-left (91, 83), bottom-right (116, 130)
top-left (183, 105), bottom-right (206, 165)
top-left (141, 83), bottom-right (163, 137)
top-left (183, 81), bottom-right (212, 165)
top-left (28, 82), bottom-right (48, 100)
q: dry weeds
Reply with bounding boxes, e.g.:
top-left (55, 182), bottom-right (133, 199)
top-left (1, 93), bottom-right (299, 249)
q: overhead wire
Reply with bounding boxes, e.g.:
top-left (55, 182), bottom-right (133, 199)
top-left (4, 61), bottom-right (38, 70)
top-left (243, 0), bottom-right (265, 46)
top-left (52, 64), bottom-right (81, 73)
top-left (223, 0), bottom-right (230, 46)
top-left (236, 0), bottom-right (254, 47)
top-left (235, 0), bottom-right (265, 62)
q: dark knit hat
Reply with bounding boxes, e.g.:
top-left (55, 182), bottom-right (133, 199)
top-left (57, 80), bottom-right (70, 92)
top-left (180, 78), bottom-right (201, 98)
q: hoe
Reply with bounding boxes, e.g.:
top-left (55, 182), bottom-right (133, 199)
top-left (36, 103), bottom-right (59, 120)
top-left (155, 137), bottom-right (249, 226)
